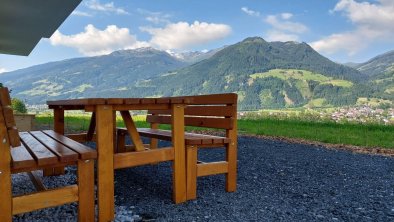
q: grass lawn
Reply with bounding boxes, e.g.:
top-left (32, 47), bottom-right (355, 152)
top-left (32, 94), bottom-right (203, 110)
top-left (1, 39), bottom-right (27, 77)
top-left (35, 114), bottom-right (394, 149)
top-left (238, 118), bottom-right (394, 149)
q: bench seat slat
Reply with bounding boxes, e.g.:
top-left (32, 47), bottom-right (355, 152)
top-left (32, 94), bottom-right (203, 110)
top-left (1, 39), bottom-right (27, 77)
top-left (19, 132), bottom-right (58, 166)
top-left (29, 131), bottom-right (79, 163)
top-left (146, 115), bottom-right (233, 129)
top-left (134, 128), bottom-right (230, 145)
top-left (42, 130), bottom-right (97, 160)
top-left (11, 144), bottom-right (36, 170)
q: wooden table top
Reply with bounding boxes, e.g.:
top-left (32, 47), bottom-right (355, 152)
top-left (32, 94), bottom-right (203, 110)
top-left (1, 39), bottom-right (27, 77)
top-left (46, 93), bottom-right (237, 107)
top-left (46, 97), bottom-right (187, 106)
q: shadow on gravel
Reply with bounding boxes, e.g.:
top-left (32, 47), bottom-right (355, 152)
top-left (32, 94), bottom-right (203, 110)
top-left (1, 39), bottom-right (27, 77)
top-left (11, 136), bottom-right (394, 221)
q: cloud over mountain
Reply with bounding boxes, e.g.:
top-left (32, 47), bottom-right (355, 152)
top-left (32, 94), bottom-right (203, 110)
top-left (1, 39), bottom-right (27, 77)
top-left (311, 0), bottom-right (394, 56)
top-left (141, 21), bottom-right (232, 50)
top-left (50, 25), bottom-right (149, 56)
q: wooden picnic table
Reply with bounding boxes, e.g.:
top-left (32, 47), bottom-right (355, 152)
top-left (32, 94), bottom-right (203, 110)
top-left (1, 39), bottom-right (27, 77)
top-left (47, 97), bottom-right (190, 222)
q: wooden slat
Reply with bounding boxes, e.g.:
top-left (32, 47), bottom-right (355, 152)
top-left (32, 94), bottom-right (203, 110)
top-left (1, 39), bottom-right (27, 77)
top-left (170, 98), bottom-right (183, 104)
top-left (66, 133), bottom-right (87, 142)
top-left (0, 114), bottom-right (12, 221)
top-left (48, 105), bottom-right (85, 110)
top-left (86, 112), bottom-right (96, 141)
top-left (12, 185), bottom-right (79, 215)
top-left (11, 144), bottom-right (36, 170)
top-left (0, 87), bottom-right (12, 105)
top-left (0, 105), bottom-right (21, 148)
top-left (96, 105), bottom-right (115, 221)
top-left (140, 98), bottom-right (156, 104)
top-left (7, 127), bottom-right (21, 147)
top-left (120, 111), bottom-right (144, 151)
top-left (2, 106), bottom-right (16, 128)
top-left (42, 130), bottom-right (97, 160)
top-left (116, 130), bottom-right (126, 153)
top-left (47, 98), bottom-right (106, 106)
top-left (148, 105), bottom-right (234, 117)
top-left (113, 104), bottom-right (170, 111)
top-left (123, 98), bottom-right (141, 104)
top-left (147, 115), bottom-right (233, 129)
top-left (121, 128), bottom-right (230, 145)
top-left (48, 108), bottom-right (66, 176)
top-left (197, 161), bottom-right (229, 177)
top-left (19, 132), bottom-right (58, 166)
top-left (29, 131), bottom-right (78, 163)
top-left (106, 98), bottom-right (124, 104)
top-left (171, 104), bottom-right (187, 203)
top-left (180, 93), bottom-right (237, 105)
top-left (155, 98), bottom-right (170, 104)
top-left (186, 145), bottom-right (198, 200)
top-left (114, 147), bottom-right (174, 169)
top-left (27, 171), bottom-right (46, 191)
top-left (77, 159), bottom-right (95, 221)
top-left (150, 122), bottom-right (159, 149)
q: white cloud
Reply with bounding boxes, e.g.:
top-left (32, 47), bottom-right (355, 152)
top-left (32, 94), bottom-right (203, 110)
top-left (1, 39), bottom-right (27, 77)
top-left (263, 13), bottom-right (308, 42)
top-left (137, 8), bottom-right (171, 24)
top-left (241, 7), bottom-right (260, 17)
top-left (310, 32), bottom-right (366, 55)
top-left (50, 24), bottom-right (149, 56)
top-left (141, 21), bottom-right (232, 50)
top-left (265, 14), bottom-right (308, 34)
top-left (71, 10), bottom-right (92, 17)
top-left (86, 0), bottom-right (129, 15)
top-left (281, 13), bottom-right (293, 20)
top-left (311, 0), bottom-right (394, 55)
top-left (0, 68), bottom-right (6, 73)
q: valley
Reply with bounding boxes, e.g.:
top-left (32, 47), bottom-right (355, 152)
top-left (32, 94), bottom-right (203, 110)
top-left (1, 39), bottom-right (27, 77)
top-left (1, 37), bottom-right (393, 110)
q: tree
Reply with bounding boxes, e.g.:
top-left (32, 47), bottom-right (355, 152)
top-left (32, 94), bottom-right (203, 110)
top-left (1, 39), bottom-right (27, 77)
top-left (11, 98), bottom-right (27, 114)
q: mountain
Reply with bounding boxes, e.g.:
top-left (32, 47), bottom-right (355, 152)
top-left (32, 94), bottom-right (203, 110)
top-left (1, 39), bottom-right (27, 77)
top-left (343, 62), bottom-right (360, 68)
top-left (349, 50), bottom-right (394, 103)
top-left (134, 37), bottom-right (368, 109)
top-left (356, 50), bottom-right (394, 76)
top-left (171, 47), bottom-right (225, 63)
top-left (1, 47), bottom-right (188, 103)
top-left (2, 37), bottom-right (388, 109)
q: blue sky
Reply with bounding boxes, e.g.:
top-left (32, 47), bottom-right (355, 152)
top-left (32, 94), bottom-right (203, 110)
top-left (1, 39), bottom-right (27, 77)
top-left (1, 0), bottom-right (394, 73)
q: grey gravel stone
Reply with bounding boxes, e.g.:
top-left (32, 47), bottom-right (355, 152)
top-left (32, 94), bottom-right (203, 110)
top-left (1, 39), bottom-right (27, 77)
top-left (10, 136), bottom-right (394, 221)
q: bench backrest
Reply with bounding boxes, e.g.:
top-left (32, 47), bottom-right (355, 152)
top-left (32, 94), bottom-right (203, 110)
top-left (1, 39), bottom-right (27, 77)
top-left (147, 93), bottom-right (238, 130)
top-left (0, 87), bottom-right (21, 148)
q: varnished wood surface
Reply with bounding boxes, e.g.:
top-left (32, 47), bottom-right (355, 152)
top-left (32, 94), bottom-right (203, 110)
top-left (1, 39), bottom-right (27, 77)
top-left (47, 93), bottom-right (237, 107)
top-left (11, 131), bottom-right (96, 172)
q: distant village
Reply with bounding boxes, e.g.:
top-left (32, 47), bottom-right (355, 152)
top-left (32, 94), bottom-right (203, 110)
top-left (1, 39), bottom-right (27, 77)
top-left (329, 106), bottom-right (394, 125)
top-left (28, 104), bottom-right (394, 125)
top-left (238, 106), bottom-right (394, 125)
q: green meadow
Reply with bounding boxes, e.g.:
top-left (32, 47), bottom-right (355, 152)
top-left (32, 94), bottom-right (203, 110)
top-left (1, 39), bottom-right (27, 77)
top-left (35, 113), bottom-right (394, 149)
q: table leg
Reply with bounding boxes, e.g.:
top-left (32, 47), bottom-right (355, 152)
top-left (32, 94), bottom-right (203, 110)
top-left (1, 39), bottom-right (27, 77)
top-left (171, 104), bottom-right (187, 203)
top-left (44, 108), bottom-right (65, 176)
top-left (96, 105), bottom-right (115, 222)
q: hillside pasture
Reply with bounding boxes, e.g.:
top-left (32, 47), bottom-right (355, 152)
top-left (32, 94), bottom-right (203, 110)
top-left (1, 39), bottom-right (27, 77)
top-left (250, 69), bottom-right (353, 87)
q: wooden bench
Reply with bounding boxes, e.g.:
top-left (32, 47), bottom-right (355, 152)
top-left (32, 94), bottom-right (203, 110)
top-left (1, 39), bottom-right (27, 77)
top-left (117, 93), bottom-right (238, 200)
top-left (0, 87), bottom-right (96, 221)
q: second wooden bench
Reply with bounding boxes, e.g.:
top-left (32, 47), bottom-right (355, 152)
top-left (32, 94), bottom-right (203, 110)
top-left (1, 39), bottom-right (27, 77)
top-left (117, 93), bottom-right (238, 200)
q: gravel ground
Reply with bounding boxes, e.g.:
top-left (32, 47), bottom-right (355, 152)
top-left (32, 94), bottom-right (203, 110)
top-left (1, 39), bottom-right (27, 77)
top-left (11, 136), bottom-right (394, 221)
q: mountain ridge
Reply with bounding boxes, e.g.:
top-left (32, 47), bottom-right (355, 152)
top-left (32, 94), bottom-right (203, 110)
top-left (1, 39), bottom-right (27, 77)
top-left (1, 37), bottom-right (391, 109)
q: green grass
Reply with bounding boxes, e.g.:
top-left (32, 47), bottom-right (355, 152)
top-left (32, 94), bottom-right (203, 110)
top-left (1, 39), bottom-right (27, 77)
top-left (250, 69), bottom-right (353, 87)
top-left (34, 114), bottom-right (394, 149)
top-left (305, 98), bottom-right (327, 108)
top-left (238, 118), bottom-right (394, 149)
